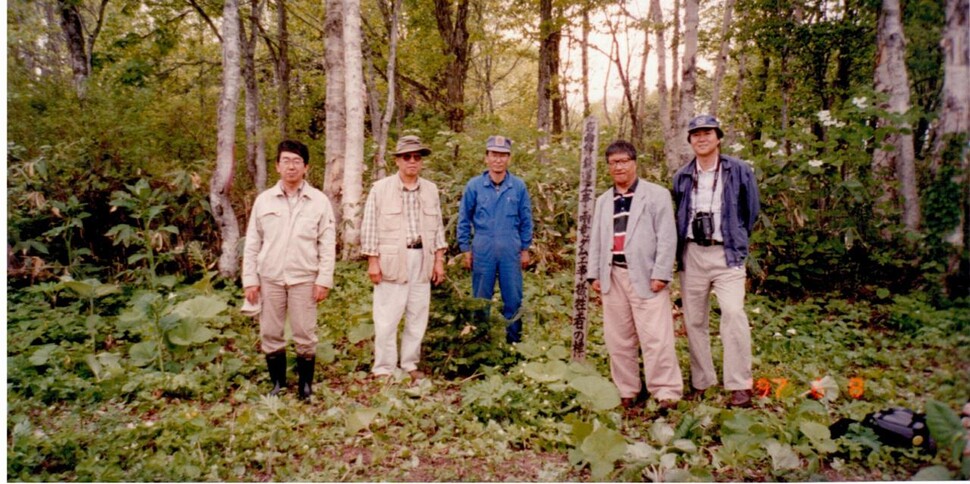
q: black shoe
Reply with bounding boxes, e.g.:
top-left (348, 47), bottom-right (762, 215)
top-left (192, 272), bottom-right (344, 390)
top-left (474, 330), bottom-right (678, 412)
top-left (728, 389), bottom-right (753, 408)
top-left (265, 350), bottom-right (287, 396)
top-left (296, 355), bottom-right (315, 401)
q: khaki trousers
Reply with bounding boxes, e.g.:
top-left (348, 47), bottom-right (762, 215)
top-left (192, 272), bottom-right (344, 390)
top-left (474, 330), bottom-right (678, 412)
top-left (259, 281), bottom-right (319, 357)
top-left (602, 267), bottom-right (683, 401)
top-left (680, 242), bottom-right (753, 391)
top-left (372, 249), bottom-right (431, 375)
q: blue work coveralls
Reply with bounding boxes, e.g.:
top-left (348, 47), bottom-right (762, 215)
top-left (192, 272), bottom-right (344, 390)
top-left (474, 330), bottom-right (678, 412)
top-left (457, 171), bottom-right (534, 343)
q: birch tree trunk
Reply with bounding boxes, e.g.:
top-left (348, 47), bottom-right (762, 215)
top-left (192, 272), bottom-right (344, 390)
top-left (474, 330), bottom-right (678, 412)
top-left (675, 0), bottom-right (699, 167)
top-left (341, 0), bottom-right (365, 260)
top-left (211, 0), bottom-right (243, 278)
top-left (709, 0), bottom-right (736, 117)
top-left (57, 0), bottom-right (89, 98)
top-left (536, 0), bottom-right (554, 161)
top-left (371, 0), bottom-right (401, 181)
top-left (572, 116), bottom-right (598, 361)
top-left (872, 0), bottom-right (920, 233)
top-left (651, 0), bottom-right (678, 175)
top-left (241, 0), bottom-right (267, 192)
top-left (324, 0), bottom-right (346, 237)
top-left (670, 0), bottom-right (681, 126)
top-left (275, 0), bottom-right (290, 138)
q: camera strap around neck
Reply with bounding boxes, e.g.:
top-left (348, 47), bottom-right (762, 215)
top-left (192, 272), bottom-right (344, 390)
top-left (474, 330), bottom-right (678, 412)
top-left (692, 157), bottom-right (721, 215)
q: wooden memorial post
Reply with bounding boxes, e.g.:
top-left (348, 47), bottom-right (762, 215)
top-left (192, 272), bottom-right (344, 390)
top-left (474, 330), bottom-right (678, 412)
top-left (572, 116), bottom-right (598, 361)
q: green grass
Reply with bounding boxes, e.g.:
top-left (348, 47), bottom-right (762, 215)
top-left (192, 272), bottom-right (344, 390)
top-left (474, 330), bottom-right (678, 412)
top-left (6, 262), bottom-right (970, 481)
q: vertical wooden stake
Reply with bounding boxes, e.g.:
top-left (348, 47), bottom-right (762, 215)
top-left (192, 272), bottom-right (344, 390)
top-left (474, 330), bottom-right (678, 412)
top-left (572, 116), bottom-right (598, 361)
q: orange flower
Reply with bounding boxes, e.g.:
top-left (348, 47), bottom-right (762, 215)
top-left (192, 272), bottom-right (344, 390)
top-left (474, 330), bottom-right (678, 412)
top-left (754, 378), bottom-right (772, 398)
top-left (848, 377), bottom-right (865, 399)
top-left (809, 378), bottom-right (825, 399)
top-left (771, 378), bottom-right (789, 399)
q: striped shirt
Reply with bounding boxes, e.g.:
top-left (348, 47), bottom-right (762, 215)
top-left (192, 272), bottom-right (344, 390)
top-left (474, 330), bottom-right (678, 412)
top-left (611, 179), bottom-right (639, 267)
top-left (361, 179), bottom-right (447, 255)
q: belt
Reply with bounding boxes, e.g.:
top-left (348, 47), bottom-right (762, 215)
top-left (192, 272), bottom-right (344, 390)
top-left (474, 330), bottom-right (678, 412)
top-left (406, 242), bottom-right (423, 249)
top-left (691, 239), bottom-right (723, 247)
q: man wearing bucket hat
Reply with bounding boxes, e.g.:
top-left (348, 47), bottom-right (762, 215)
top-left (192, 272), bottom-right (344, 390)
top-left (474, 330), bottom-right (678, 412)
top-left (361, 134), bottom-right (447, 379)
top-left (672, 114), bottom-right (760, 408)
top-left (242, 140), bottom-right (336, 401)
top-left (457, 135), bottom-right (534, 344)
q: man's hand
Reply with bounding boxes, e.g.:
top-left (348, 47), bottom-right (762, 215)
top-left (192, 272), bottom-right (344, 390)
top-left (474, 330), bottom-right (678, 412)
top-left (650, 279), bottom-right (668, 293)
top-left (432, 258), bottom-right (446, 285)
top-left (367, 256), bottom-right (382, 285)
top-left (462, 252), bottom-right (473, 270)
top-left (590, 280), bottom-right (601, 294)
top-left (245, 286), bottom-right (260, 303)
top-left (520, 250), bottom-right (531, 269)
top-left (313, 285), bottom-right (330, 303)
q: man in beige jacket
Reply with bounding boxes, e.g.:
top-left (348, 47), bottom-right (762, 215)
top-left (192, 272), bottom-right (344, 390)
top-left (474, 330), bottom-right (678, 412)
top-left (361, 135), bottom-right (447, 379)
top-left (243, 140), bottom-right (336, 401)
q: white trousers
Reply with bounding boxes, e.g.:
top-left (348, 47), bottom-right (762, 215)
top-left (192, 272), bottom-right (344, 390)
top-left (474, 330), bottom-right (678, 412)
top-left (680, 242), bottom-right (753, 391)
top-left (371, 249), bottom-right (431, 375)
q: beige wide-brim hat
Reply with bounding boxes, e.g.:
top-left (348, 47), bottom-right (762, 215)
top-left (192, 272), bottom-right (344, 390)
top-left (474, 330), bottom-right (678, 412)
top-left (392, 135), bottom-right (432, 156)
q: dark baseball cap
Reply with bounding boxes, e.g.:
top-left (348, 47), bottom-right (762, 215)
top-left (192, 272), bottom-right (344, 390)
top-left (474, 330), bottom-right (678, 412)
top-left (687, 114), bottom-right (724, 140)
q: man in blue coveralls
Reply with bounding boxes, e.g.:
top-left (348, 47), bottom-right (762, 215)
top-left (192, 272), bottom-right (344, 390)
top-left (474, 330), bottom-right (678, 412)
top-left (457, 135), bottom-right (534, 343)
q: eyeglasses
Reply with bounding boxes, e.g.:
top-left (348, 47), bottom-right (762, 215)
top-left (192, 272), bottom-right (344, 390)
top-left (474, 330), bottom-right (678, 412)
top-left (399, 153), bottom-right (423, 162)
top-left (279, 159), bottom-right (305, 166)
top-left (608, 158), bottom-right (635, 166)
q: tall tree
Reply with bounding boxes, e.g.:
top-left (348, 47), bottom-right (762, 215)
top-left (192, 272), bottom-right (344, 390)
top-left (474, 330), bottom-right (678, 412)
top-left (709, 0), bottom-right (736, 117)
top-left (56, 0), bottom-right (109, 98)
top-left (433, 0), bottom-right (472, 132)
top-left (324, 0), bottom-right (347, 237)
top-left (537, 0), bottom-right (554, 158)
top-left (651, 0), bottom-right (678, 174)
top-left (675, 0), bottom-right (699, 167)
top-left (342, 0), bottom-right (365, 260)
top-left (581, 0), bottom-right (591, 117)
top-left (872, 0), bottom-right (920, 232)
top-left (211, 0), bottom-right (243, 278)
top-left (275, 0), bottom-right (290, 138)
top-left (373, 0), bottom-right (402, 180)
top-left (932, 0), bottom-right (970, 162)
top-left (241, 0), bottom-right (267, 192)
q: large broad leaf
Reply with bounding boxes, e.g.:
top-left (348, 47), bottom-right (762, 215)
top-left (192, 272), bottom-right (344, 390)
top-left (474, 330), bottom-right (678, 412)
top-left (348, 323), bottom-right (374, 344)
top-left (649, 420), bottom-right (675, 446)
top-left (345, 407), bottom-right (380, 435)
top-left (799, 420), bottom-right (837, 453)
top-left (171, 295), bottom-right (228, 321)
top-left (569, 375), bottom-right (620, 411)
top-left (167, 320), bottom-right (215, 346)
top-left (523, 360), bottom-right (568, 383)
top-left (764, 439), bottom-right (801, 471)
top-left (925, 399), bottom-right (966, 462)
top-left (580, 425), bottom-right (628, 480)
top-left (911, 465), bottom-right (952, 481)
top-left (129, 341), bottom-right (158, 367)
top-left (29, 344), bottom-right (58, 366)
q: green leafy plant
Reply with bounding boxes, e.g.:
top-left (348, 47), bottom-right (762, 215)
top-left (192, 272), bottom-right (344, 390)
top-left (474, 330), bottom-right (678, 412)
top-left (105, 178), bottom-right (180, 287)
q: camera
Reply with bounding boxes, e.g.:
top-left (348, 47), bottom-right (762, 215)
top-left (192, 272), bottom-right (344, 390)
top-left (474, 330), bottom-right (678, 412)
top-left (692, 212), bottom-right (714, 242)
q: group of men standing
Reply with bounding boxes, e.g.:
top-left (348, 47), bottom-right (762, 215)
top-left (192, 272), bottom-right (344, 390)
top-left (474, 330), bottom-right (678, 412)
top-left (241, 114), bottom-right (760, 412)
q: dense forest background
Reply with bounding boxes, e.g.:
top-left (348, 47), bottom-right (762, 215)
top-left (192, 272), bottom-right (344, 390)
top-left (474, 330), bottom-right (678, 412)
top-left (6, 0), bottom-right (970, 481)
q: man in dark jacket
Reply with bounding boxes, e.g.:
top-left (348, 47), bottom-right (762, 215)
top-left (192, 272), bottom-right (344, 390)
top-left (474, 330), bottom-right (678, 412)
top-left (673, 115), bottom-right (760, 408)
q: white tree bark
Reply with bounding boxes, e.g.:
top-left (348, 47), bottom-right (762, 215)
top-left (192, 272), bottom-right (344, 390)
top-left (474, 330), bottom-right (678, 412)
top-left (241, 0), bottom-right (266, 192)
top-left (211, 0), bottom-right (243, 278)
top-left (651, 0), bottom-right (678, 175)
top-left (873, 0), bottom-right (920, 232)
top-left (572, 116), bottom-right (598, 362)
top-left (374, 0), bottom-right (402, 180)
top-left (675, 0), bottom-right (699, 168)
top-left (324, 0), bottom-right (346, 238)
top-left (341, 0), bottom-right (365, 260)
top-left (710, 0), bottom-right (736, 117)
top-left (933, 0), bottom-right (970, 162)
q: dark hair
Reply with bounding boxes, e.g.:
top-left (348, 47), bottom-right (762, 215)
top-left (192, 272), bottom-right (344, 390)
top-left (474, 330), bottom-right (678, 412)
top-left (605, 140), bottom-right (637, 162)
top-left (277, 140), bottom-right (310, 165)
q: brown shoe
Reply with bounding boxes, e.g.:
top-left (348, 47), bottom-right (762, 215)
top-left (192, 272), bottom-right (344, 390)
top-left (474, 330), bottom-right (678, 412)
top-left (620, 397), bottom-right (637, 409)
top-left (408, 370), bottom-right (425, 380)
top-left (685, 387), bottom-right (707, 401)
top-left (728, 390), bottom-right (753, 408)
